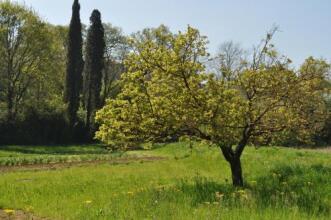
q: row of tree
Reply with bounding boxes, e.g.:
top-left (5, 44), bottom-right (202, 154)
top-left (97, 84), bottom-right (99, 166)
top-left (0, 0), bottom-right (127, 144)
top-left (64, 0), bottom-right (106, 138)
top-left (0, 0), bottom-right (330, 148)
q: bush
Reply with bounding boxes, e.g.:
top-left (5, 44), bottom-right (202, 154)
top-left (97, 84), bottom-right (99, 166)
top-left (0, 107), bottom-right (89, 145)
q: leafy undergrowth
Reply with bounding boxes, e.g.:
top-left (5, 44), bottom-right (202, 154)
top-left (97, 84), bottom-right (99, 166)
top-left (0, 143), bottom-right (330, 220)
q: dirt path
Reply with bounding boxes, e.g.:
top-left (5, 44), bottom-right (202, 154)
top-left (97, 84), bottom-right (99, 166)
top-left (0, 156), bottom-right (166, 173)
top-left (318, 147), bottom-right (331, 153)
top-left (303, 146), bottom-right (331, 153)
top-left (0, 209), bottom-right (48, 220)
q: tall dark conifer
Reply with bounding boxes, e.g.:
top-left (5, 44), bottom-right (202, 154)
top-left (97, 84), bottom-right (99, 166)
top-left (84, 10), bottom-right (105, 136)
top-left (64, 0), bottom-right (84, 127)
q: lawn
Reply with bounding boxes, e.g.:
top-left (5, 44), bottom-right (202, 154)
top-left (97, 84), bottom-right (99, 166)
top-left (0, 143), bottom-right (330, 220)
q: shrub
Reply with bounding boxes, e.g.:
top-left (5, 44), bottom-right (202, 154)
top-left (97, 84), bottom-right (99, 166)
top-left (0, 107), bottom-right (89, 145)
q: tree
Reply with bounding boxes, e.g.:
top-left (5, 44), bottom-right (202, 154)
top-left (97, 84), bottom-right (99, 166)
top-left (0, 1), bottom-right (57, 121)
top-left (83, 10), bottom-right (105, 136)
top-left (64, 0), bottom-right (84, 127)
top-left (101, 23), bottom-right (128, 106)
top-left (95, 26), bottom-right (328, 187)
top-left (305, 59), bottom-right (331, 145)
top-left (214, 41), bottom-right (247, 80)
top-left (27, 24), bottom-right (68, 111)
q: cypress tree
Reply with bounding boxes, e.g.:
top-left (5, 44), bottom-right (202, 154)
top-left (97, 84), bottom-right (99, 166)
top-left (64, 0), bottom-right (84, 127)
top-left (84, 10), bottom-right (105, 136)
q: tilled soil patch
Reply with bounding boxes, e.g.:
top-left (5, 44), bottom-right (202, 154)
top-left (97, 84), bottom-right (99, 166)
top-left (0, 156), bottom-right (166, 173)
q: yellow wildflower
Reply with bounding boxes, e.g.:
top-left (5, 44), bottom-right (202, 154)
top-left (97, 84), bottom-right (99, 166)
top-left (24, 206), bottom-right (33, 212)
top-left (241, 194), bottom-right (248, 199)
top-left (84, 200), bottom-right (92, 204)
top-left (3, 209), bottom-right (15, 215)
top-left (215, 192), bottom-right (224, 199)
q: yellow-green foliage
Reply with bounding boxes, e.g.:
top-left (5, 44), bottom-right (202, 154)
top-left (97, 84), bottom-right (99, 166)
top-left (96, 26), bottom-right (329, 150)
top-left (0, 1), bottom-right (67, 115)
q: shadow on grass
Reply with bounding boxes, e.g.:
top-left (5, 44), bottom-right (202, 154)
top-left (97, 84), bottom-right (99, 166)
top-left (144, 164), bottom-right (331, 217)
top-left (251, 164), bottom-right (331, 216)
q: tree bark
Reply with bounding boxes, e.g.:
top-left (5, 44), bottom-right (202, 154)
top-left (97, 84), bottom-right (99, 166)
top-left (7, 88), bottom-right (15, 122)
top-left (230, 157), bottom-right (244, 187)
top-left (220, 146), bottom-right (244, 187)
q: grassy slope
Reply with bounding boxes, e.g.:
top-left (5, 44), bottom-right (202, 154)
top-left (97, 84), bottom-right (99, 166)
top-left (0, 143), bottom-right (330, 220)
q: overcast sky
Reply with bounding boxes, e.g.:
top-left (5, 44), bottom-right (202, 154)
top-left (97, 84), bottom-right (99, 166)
top-left (15, 0), bottom-right (331, 65)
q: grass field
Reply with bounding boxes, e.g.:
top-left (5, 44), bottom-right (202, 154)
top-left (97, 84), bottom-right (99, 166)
top-left (0, 143), bottom-right (330, 219)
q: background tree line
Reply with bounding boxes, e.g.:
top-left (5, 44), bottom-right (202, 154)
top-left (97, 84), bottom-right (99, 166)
top-left (0, 0), bottom-right (330, 147)
top-left (0, 0), bottom-right (128, 144)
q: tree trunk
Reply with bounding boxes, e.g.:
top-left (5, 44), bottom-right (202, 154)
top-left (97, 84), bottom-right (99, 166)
top-left (229, 157), bottom-right (244, 187)
top-left (220, 146), bottom-right (245, 187)
top-left (7, 88), bottom-right (15, 122)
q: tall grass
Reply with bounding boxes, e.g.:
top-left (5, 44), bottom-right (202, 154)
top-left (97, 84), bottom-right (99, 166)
top-left (0, 143), bottom-right (330, 219)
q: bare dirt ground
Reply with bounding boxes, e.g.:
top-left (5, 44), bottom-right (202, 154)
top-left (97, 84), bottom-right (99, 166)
top-left (0, 156), bottom-right (166, 173)
top-left (0, 209), bottom-right (48, 220)
top-left (305, 146), bottom-right (331, 153)
top-left (318, 147), bottom-right (331, 153)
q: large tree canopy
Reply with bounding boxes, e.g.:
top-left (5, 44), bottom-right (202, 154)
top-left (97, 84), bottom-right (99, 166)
top-left (0, 1), bottom-right (61, 121)
top-left (96, 26), bottom-right (329, 186)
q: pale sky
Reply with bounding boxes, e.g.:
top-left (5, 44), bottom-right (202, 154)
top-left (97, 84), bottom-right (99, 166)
top-left (15, 0), bottom-right (331, 65)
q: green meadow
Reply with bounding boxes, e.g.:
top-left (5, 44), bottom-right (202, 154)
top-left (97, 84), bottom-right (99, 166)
top-left (0, 143), bottom-right (330, 220)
